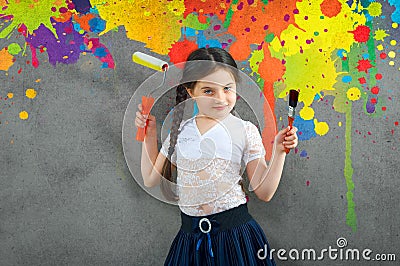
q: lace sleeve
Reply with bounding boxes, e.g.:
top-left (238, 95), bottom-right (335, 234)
top-left (242, 121), bottom-right (266, 165)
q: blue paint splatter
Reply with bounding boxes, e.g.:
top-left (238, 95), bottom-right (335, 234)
top-left (89, 17), bottom-right (106, 33)
top-left (293, 116), bottom-right (316, 141)
top-left (300, 150), bottom-right (308, 157)
top-left (389, 0), bottom-right (400, 23)
top-left (94, 47), bottom-right (107, 57)
top-left (342, 75), bottom-right (352, 83)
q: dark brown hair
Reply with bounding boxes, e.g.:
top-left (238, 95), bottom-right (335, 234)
top-left (160, 47), bottom-right (243, 201)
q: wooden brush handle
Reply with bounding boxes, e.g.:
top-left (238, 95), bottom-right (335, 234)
top-left (285, 116), bottom-right (294, 154)
top-left (136, 96), bottom-right (155, 142)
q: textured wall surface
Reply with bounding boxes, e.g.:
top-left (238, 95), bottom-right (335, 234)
top-left (1, 0), bottom-right (400, 265)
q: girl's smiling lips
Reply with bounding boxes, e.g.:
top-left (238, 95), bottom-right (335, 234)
top-left (213, 105), bottom-right (227, 110)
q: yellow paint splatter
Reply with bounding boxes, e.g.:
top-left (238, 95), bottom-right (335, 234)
top-left (19, 111), bottom-right (29, 120)
top-left (374, 29), bottom-right (389, 41)
top-left (376, 44), bottom-right (384, 51)
top-left (388, 51), bottom-right (396, 58)
top-left (346, 87), bottom-right (361, 101)
top-left (367, 2), bottom-right (382, 17)
top-left (338, 121), bottom-right (342, 127)
top-left (35, 79), bottom-right (41, 83)
top-left (7, 92), bottom-right (13, 99)
top-left (248, 49), bottom-right (264, 76)
top-left (91, 0), bottom-right (183, 54)
top-left (299, 106), bottom-right (315, 120)
top-left (314, 119), bottom-right (329, 136)
top-left (26, 88), bottom-right (37, 99)
top-left (273, 0), bottom-right (365, 109)
top-left (393, 23), bottom-right (398, 29)
top-left (0, 48), bottom-right (14, 71)
top-left (389, 61), bottom-right (395, 66)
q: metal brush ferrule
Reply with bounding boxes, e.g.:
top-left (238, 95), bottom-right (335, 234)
top-left (288, 106), bottom-right (295, 117)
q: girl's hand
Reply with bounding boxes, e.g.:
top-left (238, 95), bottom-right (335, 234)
top-left (274, 126), bottom-right (298, 154)
top-left (135, 103), bottom-right (157, 139)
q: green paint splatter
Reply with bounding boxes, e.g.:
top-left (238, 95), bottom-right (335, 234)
top-left (183, 13), bottom-right (210, 30)
top-left (344, 106), bottom-right (357, 232)
top-left (366, 20), bottom-right (377, 88)
top-left (7, 43), bottom-right (22, 55)
top-left (0, 0), bottom-right (67, 39)
top-left (265, 33), bottom-right (275, 43)
top-left (223, 0), bottom-right (239, 29)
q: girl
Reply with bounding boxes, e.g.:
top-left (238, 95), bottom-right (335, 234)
top-left (135, 47), bottom-right (298, 265)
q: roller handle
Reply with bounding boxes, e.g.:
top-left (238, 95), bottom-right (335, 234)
top-left (136, 96), bottom-right (155, 142)
top-left (285, 116), bottom-right (295, 154)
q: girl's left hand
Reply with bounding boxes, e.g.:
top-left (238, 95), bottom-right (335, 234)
top-left (275, 126), bottom-right (298, 153)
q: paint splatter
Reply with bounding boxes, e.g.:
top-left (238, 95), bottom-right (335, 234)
top-left (19, 111), bottom-right (28, 120)
top-left (349, 25), bottom-right (371, 43)
top-left (346, 87), bottom-right (361, 101)
top-left (0, 48), bottom-right (14, 71)
top-left (26, 88), bottom-right (37, 99)
top-left (320, 0), bottom-right (342, 18)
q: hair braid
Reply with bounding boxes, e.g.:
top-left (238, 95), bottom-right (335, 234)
top-left (160, 84), bottom-right (188, 201)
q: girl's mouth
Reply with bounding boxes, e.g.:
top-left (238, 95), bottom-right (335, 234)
top-left (213, 105), bottom-right (227, 110)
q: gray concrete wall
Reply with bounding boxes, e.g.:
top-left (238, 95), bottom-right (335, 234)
top-left (1, 1), bottom-right (400, 265)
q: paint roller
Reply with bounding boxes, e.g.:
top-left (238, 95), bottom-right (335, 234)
top-left (285, 89), bottom-right (299, 154)
top-left (132, 52), bottom-right (169, 142)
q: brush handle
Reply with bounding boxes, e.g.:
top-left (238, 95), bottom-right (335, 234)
top-left (136, 96), bottom-right (155, 142)
top-left (285, 116), bottom-right (294, 154)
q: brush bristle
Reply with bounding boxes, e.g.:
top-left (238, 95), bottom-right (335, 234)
top-left (289, 90), bottom-right (299, 108)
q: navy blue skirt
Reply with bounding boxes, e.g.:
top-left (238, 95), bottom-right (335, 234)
top-left (164, 203), bottom-right (276, 266)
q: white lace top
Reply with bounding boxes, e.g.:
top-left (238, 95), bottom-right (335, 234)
top-left (160, 113), bottom-right (266, 216)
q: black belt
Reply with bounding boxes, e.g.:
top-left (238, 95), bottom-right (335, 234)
top-left (180, 203), bottom-right (253, 258)
top-left (180, 203), bottom-right (253, 233)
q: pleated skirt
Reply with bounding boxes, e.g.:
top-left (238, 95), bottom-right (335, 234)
top-left (164, 203), bottom-right (276, 266)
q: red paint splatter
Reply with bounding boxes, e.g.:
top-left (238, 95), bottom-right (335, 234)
top-left (168, 38), bottom-right (198, 68)
top-left (29, 44), bottom-right (39, 68)
top-left (380, 53), bottom-right (387, 59)
top-left (358, 77), bottom-right (366, 84)
top-left (18, 68), bottom-right (22, 74)
top-left (382, 106), bottom-right (387, 111)
top-left (213, 25), bottom-right (221, 31)
top-left (306, 180), bottom-right (310, 186)
top-left (349, 25), bottom-right (371, 43)
top-left (371, 98), bottom-right (377, 104)
top-left (356, 59), bottom-right (373, 73)
top-left (395, 121), bottom-right (399, 126)
top-left (320, 0), bottom-right (342, 18)
top-left (375, 73), bottom-right (382, 80)
top-left (371, 86), bottom-right (379, 94)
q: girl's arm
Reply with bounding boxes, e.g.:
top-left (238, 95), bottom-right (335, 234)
top-left (246, 126), bottom-right (298, 202)
top-left (136, 104), bottom-right (167, 187)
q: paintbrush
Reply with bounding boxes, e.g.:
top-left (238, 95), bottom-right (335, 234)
top-left (285, 90), bottom-right (299, 154)
top-left (132, 52), bottom-right (169, 142)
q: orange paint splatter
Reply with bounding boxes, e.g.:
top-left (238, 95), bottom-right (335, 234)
top-left (228, 0), bottom-right (300, 61)
top-left (320, 0), bottom-right (342, 18)
top-left (0, 48), bottom-right (14, 71)
top-left (73, 13), bottom-right (95, 32)
top-left (183, 0), bottom-right (229, 24)
top-left (259, 44), bottom-right (283, 160)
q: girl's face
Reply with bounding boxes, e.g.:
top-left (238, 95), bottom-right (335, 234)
top-left (186, 68), bottom-right (237, 120)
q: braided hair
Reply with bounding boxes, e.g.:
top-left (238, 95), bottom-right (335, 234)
top-left (160, 47), bottom-right (243, 201)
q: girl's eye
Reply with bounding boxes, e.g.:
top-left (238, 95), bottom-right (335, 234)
top-left (224, 87), bottom-right (231, 91)
top-left (204, 90), bottom-right (213, 95)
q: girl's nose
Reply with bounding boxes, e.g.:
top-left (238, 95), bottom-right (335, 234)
top-left (214, 90), bottom-right (226, 103)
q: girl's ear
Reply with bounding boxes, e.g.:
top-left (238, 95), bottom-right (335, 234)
top-left (185, 87), bottom-right (193, 98)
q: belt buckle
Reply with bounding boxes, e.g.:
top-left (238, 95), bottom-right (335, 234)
top-left (198, 218), bottom-right (211, 233)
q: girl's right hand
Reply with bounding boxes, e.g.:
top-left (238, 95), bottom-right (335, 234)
top-left (135, 103), bottom-right (157, 139)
